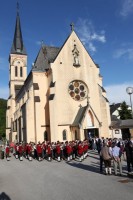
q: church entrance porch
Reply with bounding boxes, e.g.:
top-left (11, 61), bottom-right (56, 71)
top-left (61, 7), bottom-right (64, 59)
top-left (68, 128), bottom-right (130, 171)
top-left (84, 128), bottom-right (99, 139)
top-left (121, 128), bottom-right (131, 140)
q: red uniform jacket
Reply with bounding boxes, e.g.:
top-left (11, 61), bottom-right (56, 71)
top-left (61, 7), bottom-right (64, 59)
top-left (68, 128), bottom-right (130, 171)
top-left (66, 145), bottom-right (72, 155)
top-left (18, 145), bottom-right (23, 154)
top-left (6, 146), bottom-right (10, 154)
top-left (24, 144), bottom-right (28, 152)
top-left (78, 144), bottom-right (83, 155)
top-left (28, 145), bottom-right (32, 154)
top-left (47, 145), bottom-right (52, 155)
top-left (56, 145), bottom-right (61, 154)
top-left (83, 144), bottom-right (88, 153)
top-left (36, 144), bottom-right (42, 154)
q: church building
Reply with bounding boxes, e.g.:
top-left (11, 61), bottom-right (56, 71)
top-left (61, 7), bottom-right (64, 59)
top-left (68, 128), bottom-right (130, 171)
top-left (6, 10), bottom-right (111, 143)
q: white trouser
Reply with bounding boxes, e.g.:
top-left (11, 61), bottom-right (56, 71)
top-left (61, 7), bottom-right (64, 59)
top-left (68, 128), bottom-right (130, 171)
top-left (20, 157), bottom-right (23, 161)
top-left (58, 157), bottom-right (60, 162)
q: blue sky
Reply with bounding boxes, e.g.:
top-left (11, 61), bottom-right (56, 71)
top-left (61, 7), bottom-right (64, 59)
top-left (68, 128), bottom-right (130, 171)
top-left (0, 0), bottom-right (133, 104)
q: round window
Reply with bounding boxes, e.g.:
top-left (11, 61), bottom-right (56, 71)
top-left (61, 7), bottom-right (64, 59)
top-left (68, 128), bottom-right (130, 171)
top-left (68, 80), bottom-right (88, 101)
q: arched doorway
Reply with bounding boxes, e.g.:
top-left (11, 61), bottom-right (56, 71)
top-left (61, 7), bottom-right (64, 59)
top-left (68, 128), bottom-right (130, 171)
top-left (84, 110), bottom-right (99, 139)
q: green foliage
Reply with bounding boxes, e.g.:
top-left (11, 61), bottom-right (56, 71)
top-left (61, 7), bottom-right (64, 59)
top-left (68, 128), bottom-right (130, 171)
top-left (0, 98), bottom-right (7, 138)
top-left (118, 101), bottom-right (132, 120)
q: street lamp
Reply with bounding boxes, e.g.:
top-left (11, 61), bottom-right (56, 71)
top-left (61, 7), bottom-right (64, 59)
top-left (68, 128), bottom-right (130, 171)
top-left (126, 87), bottom-right (133, 118)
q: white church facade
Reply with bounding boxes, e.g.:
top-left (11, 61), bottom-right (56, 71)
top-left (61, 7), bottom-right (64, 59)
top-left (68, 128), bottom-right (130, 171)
top-left (6, 11), bottom-right (111, 143)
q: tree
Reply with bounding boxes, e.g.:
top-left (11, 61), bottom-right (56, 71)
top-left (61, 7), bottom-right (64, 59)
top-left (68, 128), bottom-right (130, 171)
top-left (118, 101), bottom-right (132, 120)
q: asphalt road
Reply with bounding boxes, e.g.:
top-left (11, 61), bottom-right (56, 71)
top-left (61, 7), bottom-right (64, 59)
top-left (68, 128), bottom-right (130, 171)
top-left (0, 150), bottom-right (133, 200)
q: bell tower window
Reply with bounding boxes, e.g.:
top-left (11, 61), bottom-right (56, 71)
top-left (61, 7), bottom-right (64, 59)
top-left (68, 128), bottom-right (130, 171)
top-left (20, 67), bottom-right (23, 77)
top-left (15, 66), bottom-right (18, 77)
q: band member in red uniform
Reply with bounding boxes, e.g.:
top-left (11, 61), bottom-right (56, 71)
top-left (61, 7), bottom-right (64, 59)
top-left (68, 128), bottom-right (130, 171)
top-left (65, 141), bottom-right (72, 162)
top-left (14, 143), bottom-right (19, 159)
top-left (33, 143), bottom-right (37, 159)
top-left (36, 142), bottom-right (42, 161)
top-left (42, 141), bottom-right (46, 159)
top-left (18, 143), bottom-right (23, 161)
top-left (77, 141), bottom-right (83, 162)
top-left (51, 142), bottom-right (56, 159)
top-left (83, 140), bottom-right (89, 159)
top-left (72, 141), bottom-right (77, 159)
top-left (46, 142), bottom-right (52, 161)
top-left (56, 142), bottom-right (61, 162)
top-left (28, 143), bottom-right (32, 161)
top-left (60, 142), bottom-right (65, 160)
top-left (5, 144), bottom-right (10, 161)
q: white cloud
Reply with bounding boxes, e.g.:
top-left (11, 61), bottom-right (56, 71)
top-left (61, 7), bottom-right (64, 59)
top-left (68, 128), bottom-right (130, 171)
top-left (36, 41), bottom-right (42, 46)
top-left (90, 33), bottom-right (106, 43)
top-left (113, 48), bottom-right (133, 61)
top-left (0, 86), bottom-right (9, 99)
top-left (89, 42), bottom-right (96, 52)
top-left (76, 18), bottom-right (106, 53)
top-left (105, 82), bottom-right (133, 105)
top-left (120, 0), bottom-right (133, 17)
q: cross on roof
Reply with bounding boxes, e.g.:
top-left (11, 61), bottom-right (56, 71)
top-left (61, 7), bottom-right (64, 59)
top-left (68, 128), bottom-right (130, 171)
top-left (70, 23), bottom-right (74, 31)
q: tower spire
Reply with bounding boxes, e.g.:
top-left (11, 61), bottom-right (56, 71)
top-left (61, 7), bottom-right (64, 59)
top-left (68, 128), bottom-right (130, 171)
top-left (10, 3), bottom-right (26, 55)
top-left (17, 1), bottom-right (19, 15)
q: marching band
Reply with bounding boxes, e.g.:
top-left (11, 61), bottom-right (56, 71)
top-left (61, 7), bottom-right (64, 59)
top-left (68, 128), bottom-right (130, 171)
top-left (1, 140), bottom-right (89, 162)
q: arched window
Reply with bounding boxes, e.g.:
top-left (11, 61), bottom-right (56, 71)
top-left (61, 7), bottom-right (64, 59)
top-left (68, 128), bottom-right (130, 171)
top-left (15, 66), bottom-right (18, 77)
top-left (15, 134), bottom-right (17, 140)
top-left (20, 67), bottom-right (23, 77)
top-left (44, 131), bottom-right (48, 141)
top-left (62, 130), bottom-right (67, 140)
top-left (86, 111), bottom-right (94, 127)
top-left (22, 97), bottom-right (24, 104)
top-left (27, 90), bottom-right (29, 99)
top-left (75, 130), bottom-right (78, 140)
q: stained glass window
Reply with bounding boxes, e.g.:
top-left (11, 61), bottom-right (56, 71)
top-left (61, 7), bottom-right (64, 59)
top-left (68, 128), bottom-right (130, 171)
top-left (68, 80), bottom-right (88, 101)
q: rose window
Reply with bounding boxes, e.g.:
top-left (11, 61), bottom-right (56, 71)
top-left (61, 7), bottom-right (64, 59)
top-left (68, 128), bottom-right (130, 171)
top-left (68, 80), bottom-right (88, 101)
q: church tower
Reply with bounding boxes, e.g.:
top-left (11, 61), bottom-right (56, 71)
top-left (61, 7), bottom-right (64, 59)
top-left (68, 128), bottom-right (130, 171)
top-left (6, 6), bottom-right (27, 141)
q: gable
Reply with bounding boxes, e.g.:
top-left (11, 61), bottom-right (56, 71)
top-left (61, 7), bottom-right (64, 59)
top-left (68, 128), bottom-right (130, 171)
top-left (53, 31), bottom-right (99, 69)
top-left (72, 105), bottom-right (88, 127)
top-left (110, 103), bottom-right (121, 115)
